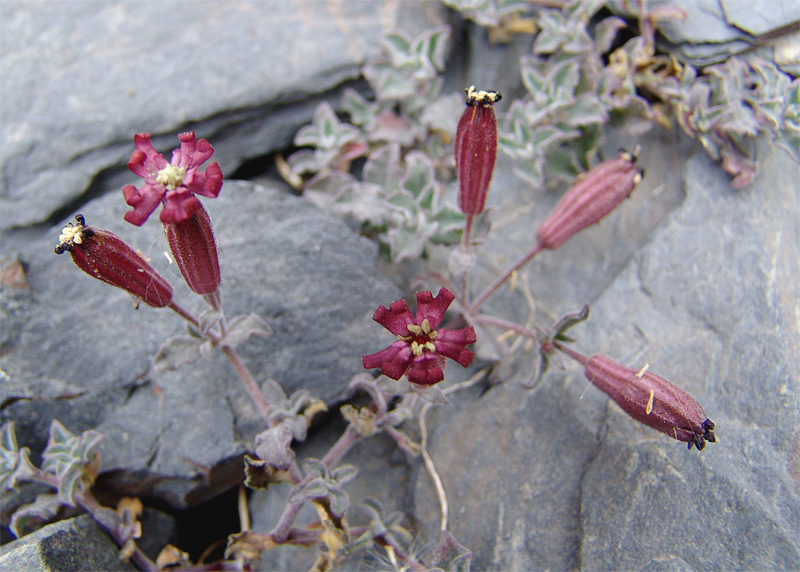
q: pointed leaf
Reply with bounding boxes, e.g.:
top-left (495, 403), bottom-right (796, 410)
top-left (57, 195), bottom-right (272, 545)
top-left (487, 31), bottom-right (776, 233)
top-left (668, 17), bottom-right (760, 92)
top-left (9, 493), bottom-right (63, 538)
top-left (302, 458), bottom-right (327, 479)
top-left (220, 313), bottom-right (273, 348)
top-left (331, 464), bottom-right (358, 485)
top-left (154, 336), bottom-right (204, 372)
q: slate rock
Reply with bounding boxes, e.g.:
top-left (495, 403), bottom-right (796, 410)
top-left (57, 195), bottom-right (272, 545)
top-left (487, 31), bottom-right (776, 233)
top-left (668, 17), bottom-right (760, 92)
top-left (0, 0), bottom-right (451, 231)
top-left (0, 513), bottom-right (135, 572)
top-left (411, 135), bottom-right (799, 570)
top-left (608, 0), bottom-right (800, 66)
top-left (0, 179), bottom-right (402, 508)
top-left (576, 142), bottom-right (800, 571)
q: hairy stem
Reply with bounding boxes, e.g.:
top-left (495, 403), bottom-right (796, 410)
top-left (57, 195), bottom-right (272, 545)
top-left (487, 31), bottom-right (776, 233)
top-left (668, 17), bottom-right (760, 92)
top-left (553, 341), bottom-right (589, 366)
top-left (470, 314), bottom-right (539, 340)
top-left (468, 242), bottom-right (544, 314)
top-left (169, 299), bottom-right (270, 421)
top-left (419, 402), bottom-right (448, 532)
top-left (221, 346), bottom-right (271, 421)
top-left (26, 471), bottom-right (157, 572)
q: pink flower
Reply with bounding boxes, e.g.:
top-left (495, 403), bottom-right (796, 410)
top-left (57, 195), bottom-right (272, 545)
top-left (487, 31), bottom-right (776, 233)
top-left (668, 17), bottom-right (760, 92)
top-left (362, 288), bottom-right (477, 386)
top-left (122, 132), bottom-right (223, 225)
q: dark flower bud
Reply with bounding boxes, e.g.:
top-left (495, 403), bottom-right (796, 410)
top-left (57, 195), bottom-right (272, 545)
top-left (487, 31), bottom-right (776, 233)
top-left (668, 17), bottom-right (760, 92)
top-left (455, 86), bottom-right (501, 216)
top-left (55, 214), bottom-right (173, 308)
top-left (584, 354), bottom-right (716, 450)
top-left (536, 149), bottom-right (643, 250)
top-left (163, 203), bottom-right (221, 295)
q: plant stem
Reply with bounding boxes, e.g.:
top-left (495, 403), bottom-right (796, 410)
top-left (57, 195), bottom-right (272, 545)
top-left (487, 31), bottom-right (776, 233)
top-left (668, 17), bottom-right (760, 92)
top-left (169, 299), bottom-right (270, 421)
top-left (470, 314), bottom-right (539, 340)
top-left (322, 425), bottom-right (361, 468)
top-left (221, 346), bottom-right (271, 421)
top-left (553, 341), bottom-right (589, 366)
top-left (26, 472), bottom-right (157, 572)
top-left (419, 401), bottom-right (448, 532)
top-left (468, 242), bottom-right (544, 314)
top-left (460, 215), bottom-right (475, 304)
top-left (205, 290), bottom-right (228, 336)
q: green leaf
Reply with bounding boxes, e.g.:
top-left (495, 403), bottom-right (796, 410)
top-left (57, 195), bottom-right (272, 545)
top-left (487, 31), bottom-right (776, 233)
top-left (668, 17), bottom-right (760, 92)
top-left (220, 314), bottom-right (273, 348)
top-left (154, 336), bottom-right (204, 372)
top-left (9, 493), bottom-right (63, 538)
top-left (331, 464), bottom-right (358, 485)
top-left (363, 143), bottom-right (402, 188)
top-left (302, 458), bottom-right (327, 479)
top-left (400, 152), bottom-right (436, 199)
top-left (41, 421), bottom-right (103, 506)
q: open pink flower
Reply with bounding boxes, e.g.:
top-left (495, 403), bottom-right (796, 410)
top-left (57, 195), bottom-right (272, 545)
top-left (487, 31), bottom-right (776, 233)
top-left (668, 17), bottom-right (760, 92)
top-left (362, 288), bottom-right (476, 386)
top-left (122, 132), bottom-right (223, 225)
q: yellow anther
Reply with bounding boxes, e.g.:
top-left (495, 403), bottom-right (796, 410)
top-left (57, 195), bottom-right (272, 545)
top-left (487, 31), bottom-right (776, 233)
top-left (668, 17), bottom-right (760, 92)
top-left (407, 324), bottom-right (423, 336)
top-left (646, 389), bottom-right (655, 415)
top-left (59, 224), bottom-right (83, 246)
top-left (156, 164), bottom-right (186, 191)
top-left (410, 341), bottom-right (423, 356)
top-left (420, 319), bottom-right (431, 334)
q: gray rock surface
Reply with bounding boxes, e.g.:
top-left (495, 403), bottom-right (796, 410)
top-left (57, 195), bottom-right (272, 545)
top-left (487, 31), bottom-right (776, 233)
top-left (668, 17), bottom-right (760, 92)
top-left (1, 180), bottom-right (401, 508)
top-left (2, 0), bottom-right (798, 569)
top-left (609, 0), bottom-right (800, 66)
top-left (0, 513), bottom-right (135, 572)
top-left (412, 139), bottom-right (800, 570)
top-left (0, 0), bottom-right (450, 231)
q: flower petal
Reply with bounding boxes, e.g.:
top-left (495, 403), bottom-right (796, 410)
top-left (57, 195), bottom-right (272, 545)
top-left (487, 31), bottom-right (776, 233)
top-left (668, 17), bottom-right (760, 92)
top-left (362, 341), bottom-right (413, 380)
top-left (372, 299), bottom-right (415, 336)
top-left (407, 353), bottom-right (445, 385)
top-left (133, 133), bottom-right (168, 172)
top-left (434, 326), bottom-right (476, 367)
top-left (415, 287), bottom-right (454, 330)
top-left (122, 183), bottom-right (165, 226)
top-left (160, 190), bottom-right (202, 224)
top-left (184, 163), bottom-right (223, 198)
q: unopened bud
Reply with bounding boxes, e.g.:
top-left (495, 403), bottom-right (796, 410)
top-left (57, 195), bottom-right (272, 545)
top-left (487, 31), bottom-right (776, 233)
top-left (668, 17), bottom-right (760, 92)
top-left (55, 214), bottom-right (173, 308)
top-left (163, 203), bottom-right (221, 295)
top-left (536, 149), bottom-right (643, 250)
top-left (585, 354), bottom-right (716, 450)
top-left (455, 86), bottom-right (501, 215)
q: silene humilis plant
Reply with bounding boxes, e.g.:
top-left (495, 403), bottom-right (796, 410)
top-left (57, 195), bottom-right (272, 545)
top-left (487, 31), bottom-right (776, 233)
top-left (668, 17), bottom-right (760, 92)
top-left (5, 1), bottom-right (799, 569)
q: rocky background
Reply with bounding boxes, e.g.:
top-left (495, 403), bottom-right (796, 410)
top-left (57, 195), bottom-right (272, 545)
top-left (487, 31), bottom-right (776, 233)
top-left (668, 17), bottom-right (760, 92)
top-left (1, 1), bottom-right (798, 570)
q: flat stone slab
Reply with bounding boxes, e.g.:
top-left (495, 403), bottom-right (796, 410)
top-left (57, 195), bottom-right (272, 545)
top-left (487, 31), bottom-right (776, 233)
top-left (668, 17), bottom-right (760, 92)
top-left (0, 0), bottom-right (449, 231)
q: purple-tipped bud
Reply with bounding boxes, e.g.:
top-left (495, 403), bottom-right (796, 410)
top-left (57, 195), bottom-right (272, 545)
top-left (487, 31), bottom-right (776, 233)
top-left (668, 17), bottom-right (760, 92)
top-left (584, 354), bottom-right (716, 450)
top-left (455, 86), bottom-right (501, 216)
top-left (55, 214), bottom-right (173, 308)
top-left (536, 149), bottom-right (643, 250)
top-left (163, 203), bottom-right (221, 295)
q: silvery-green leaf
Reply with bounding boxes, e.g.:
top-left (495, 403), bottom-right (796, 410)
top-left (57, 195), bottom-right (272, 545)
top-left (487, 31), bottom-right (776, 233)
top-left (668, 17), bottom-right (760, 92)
top-left (287, 149), bottom-right (322, 175)
top-left (254, 424), bottom-right (295, 470)
top-left (413, 26), bottom-right (450, 72)
top-left (302, 458), bottom-right (327, 479)
top-left (9, 493), bottom-right (62, 538)
top-left (328, 489), bottom-right (350, 518)
top-left (289, 478), bottom-right (329, 504)
top-left (593, 16), bottom-right (626, 54)
top-left (198, 310), bottom-right (221, 335)
top-left (221, 314), bottom-right (273, 348)
top-left (331, 464), bottom-right (358, 485)
top-left (363, 143), bottom-right (403, 189)
top-left (400, 152), bottom-right (436, 198)
top-left (411, 383), bottom-right (449, 404)
top-left (154, 336), bottom-right (204, 372)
